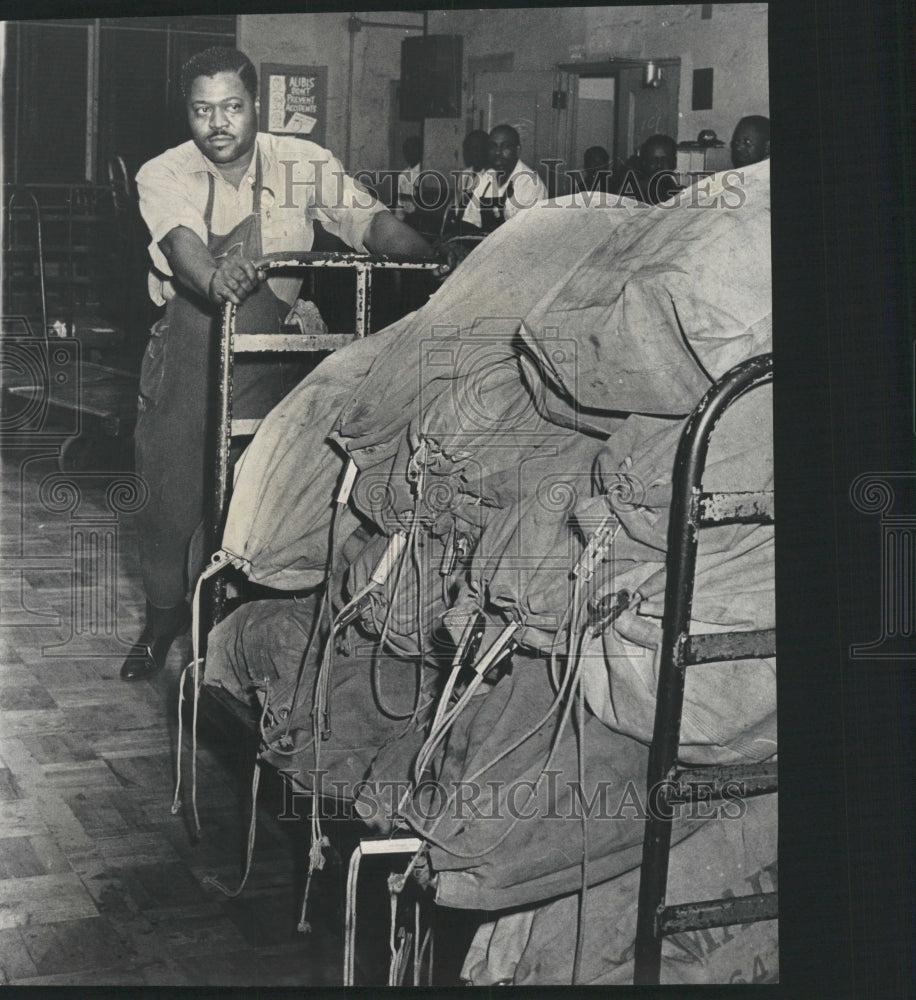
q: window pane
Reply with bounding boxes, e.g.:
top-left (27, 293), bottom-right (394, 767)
top-left (98, 27), bottom-right (170, 182)
top-left (6, 23), bottom-right (89, 183)
top-left (97, 26), bottom-right (236, 181)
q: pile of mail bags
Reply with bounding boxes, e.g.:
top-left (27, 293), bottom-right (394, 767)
top-left (204, 161), bottom-right (775, 983)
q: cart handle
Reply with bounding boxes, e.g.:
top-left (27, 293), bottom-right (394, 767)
top-left (252, 250), bottom-right (444, 272)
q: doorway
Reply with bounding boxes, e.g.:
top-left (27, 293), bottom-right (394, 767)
top-left (555, 58), bottom-right (681, 195)
top-left (570, 75), bottom-right (616, 187)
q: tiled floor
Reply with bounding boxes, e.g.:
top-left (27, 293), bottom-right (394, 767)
top-left (0, 444), bottom-right (397, 986)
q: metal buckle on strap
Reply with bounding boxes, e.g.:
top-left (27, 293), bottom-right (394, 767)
top-left (587, 588), bottom-right (632, 637)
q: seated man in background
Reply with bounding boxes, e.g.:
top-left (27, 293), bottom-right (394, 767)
top-left (730, 115), bottom-right (770, 168)
top-left (463, 123), bottom-right (548, 230)
top-left (612, 133), bottom-right (682, 205)
top-left (457, 129), bottom-right (490, 202)
top-left (580, 145), bottom-right (614, 193)
top-left (442, 129), bottom-right (492, 242)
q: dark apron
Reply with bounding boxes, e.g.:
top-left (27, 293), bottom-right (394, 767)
top-left (134, 155), bottom-right (303, 612)
top-left (473, 180), bottom-right (512, 234)
top-left (477, 193), bottom-right (508, 232)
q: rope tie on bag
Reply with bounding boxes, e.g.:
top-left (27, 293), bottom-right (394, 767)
top-left (300, 446), bottom-right (433, 938)
top-left (170, 549), bottom-right (246, 838)
top-left (201, 679), bottom-right (270, 898)
top-left (297, 529), bottom-right (409, 934)
top-left (397, 521), bottom-right (609, 864)
top-left (386, 843), bottom-right (431, 985)
top-left (296, 459), bottom-right (399, 935)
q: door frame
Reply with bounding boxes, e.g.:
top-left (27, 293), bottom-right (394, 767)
top-left (556, 58), bottom-right (681, 192)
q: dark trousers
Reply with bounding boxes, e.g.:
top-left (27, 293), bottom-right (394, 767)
top-left (134, 284), bottom-right (302, 617)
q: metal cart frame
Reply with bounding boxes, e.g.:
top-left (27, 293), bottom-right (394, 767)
top-left (208, 249), bottom-right (440, 619)
top-left (633, 352), bottom-right (777, 984)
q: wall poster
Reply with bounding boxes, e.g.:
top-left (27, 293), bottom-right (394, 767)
top-left (259, 63), bottom-right (327, 145)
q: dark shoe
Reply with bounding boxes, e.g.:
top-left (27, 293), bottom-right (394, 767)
top-left (120, 629), bottom-right (176, 681)
top-left (120, 603), bottom-right (191, 681)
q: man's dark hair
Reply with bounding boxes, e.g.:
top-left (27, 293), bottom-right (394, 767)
top-left (584, 145), bottom-right (610, 170)
top-left (181, 47), bottom-right (258, 100)
top-left (640, 134), bottom-right (677, 160)
top-left (490, 123), bottom-right (520, 147)
top-left (737, 115), bottom-right (770, 141)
